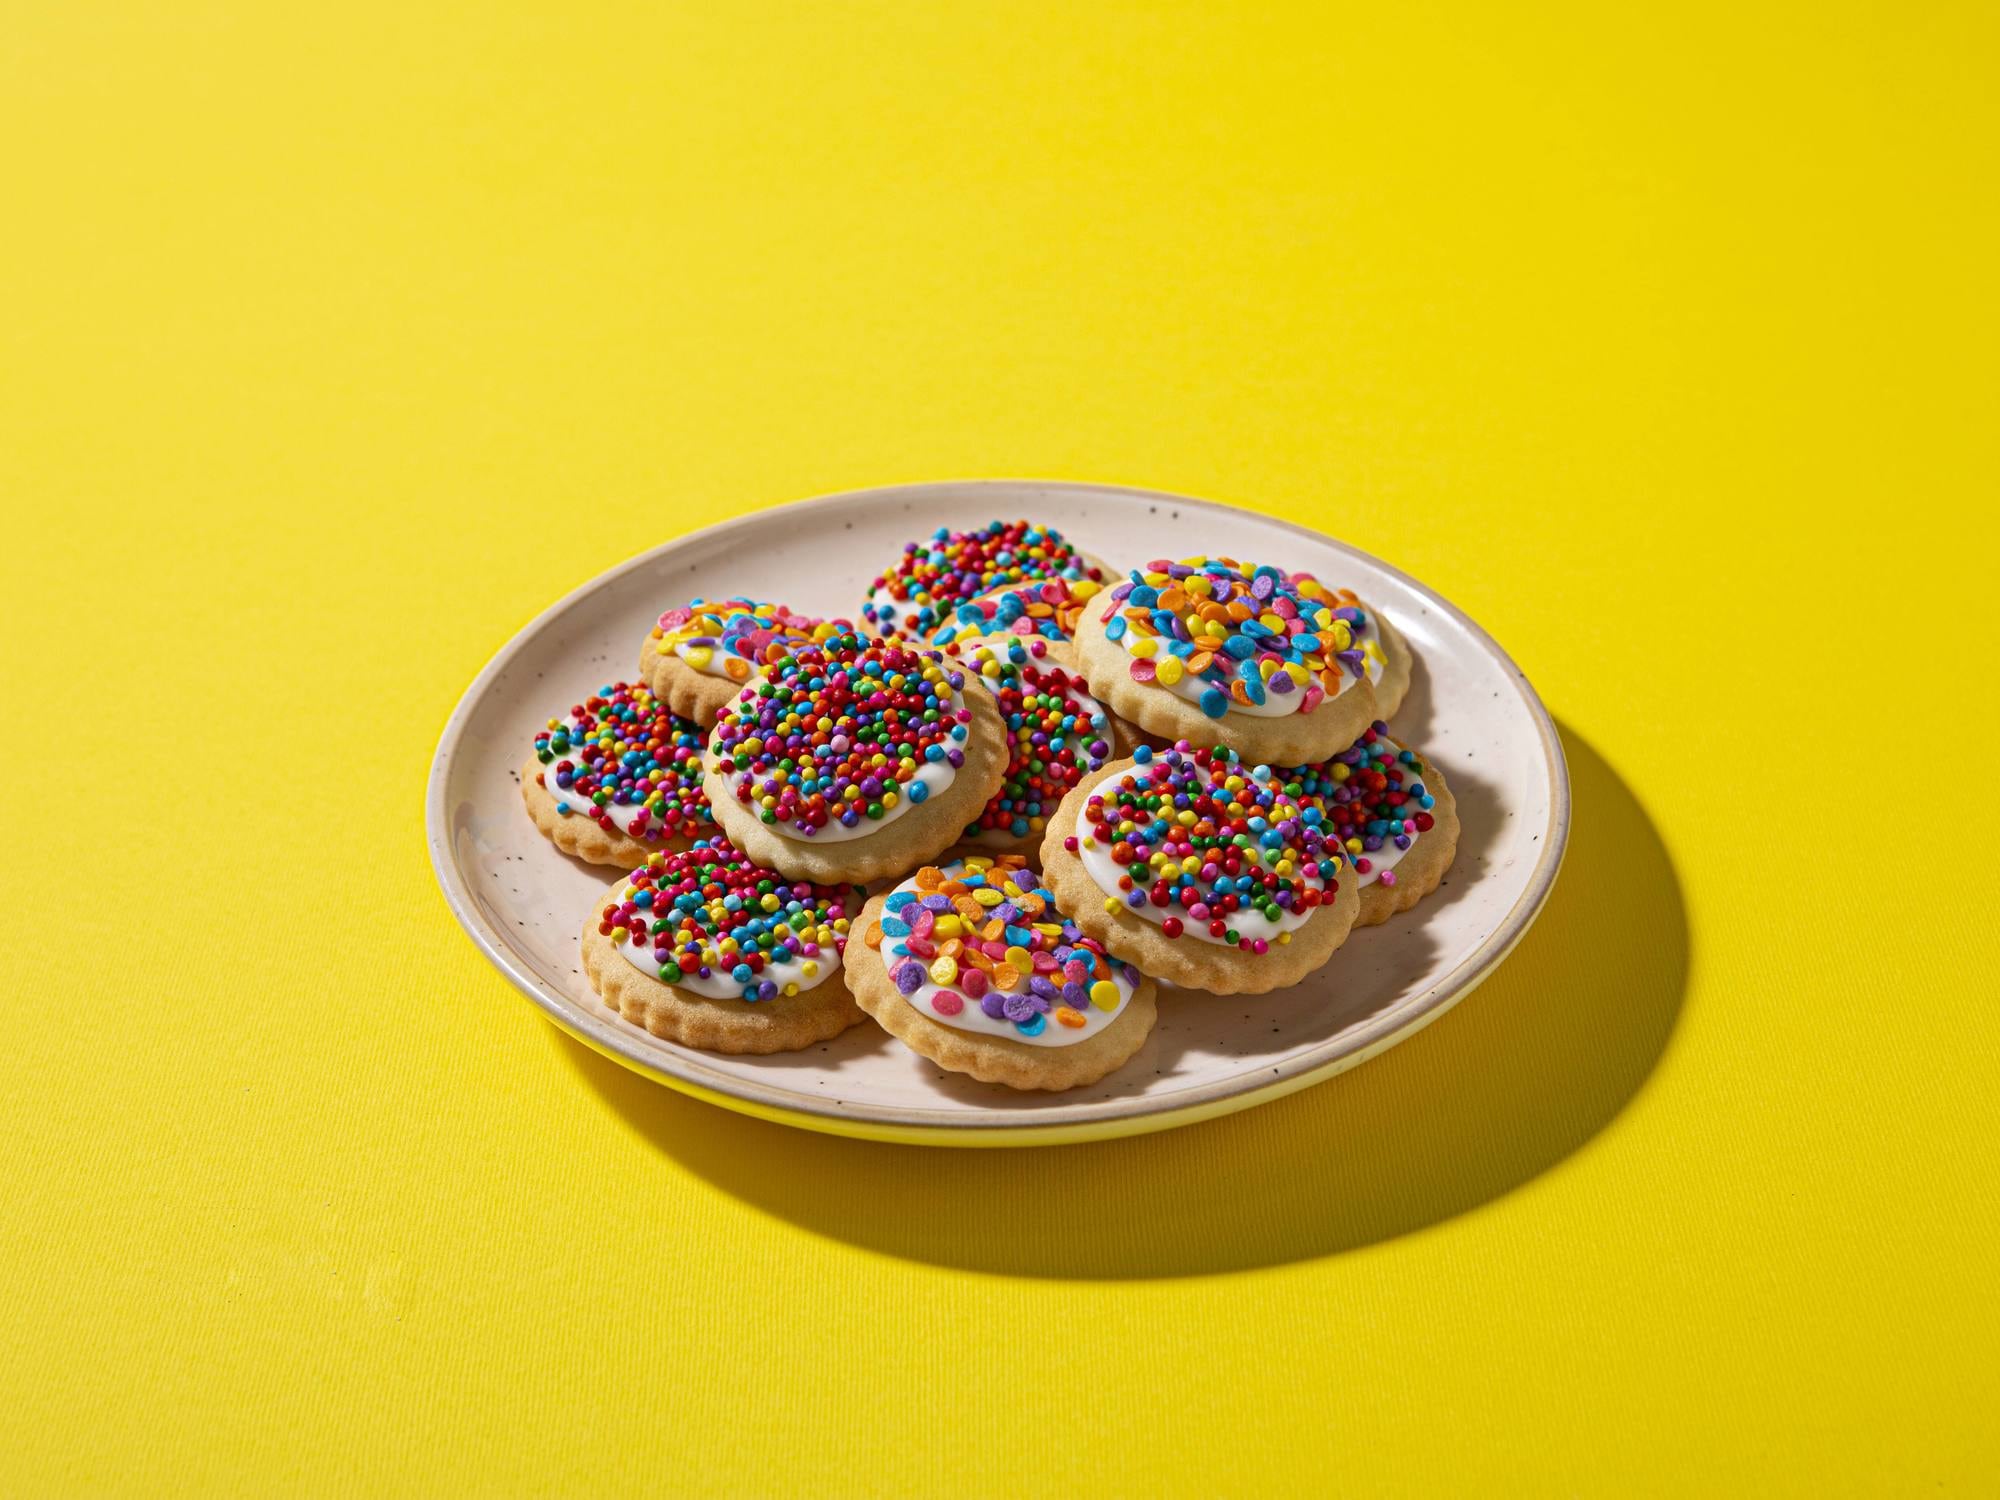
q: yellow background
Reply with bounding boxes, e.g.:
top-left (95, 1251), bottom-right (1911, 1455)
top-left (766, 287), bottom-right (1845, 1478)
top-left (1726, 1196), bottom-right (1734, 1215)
top-left (4, 1), bottom-right (1996, 1493)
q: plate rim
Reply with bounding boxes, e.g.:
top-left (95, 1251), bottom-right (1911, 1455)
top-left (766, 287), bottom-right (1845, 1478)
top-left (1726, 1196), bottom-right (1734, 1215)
top-left (426, 478), bottom-right (1571, 1146)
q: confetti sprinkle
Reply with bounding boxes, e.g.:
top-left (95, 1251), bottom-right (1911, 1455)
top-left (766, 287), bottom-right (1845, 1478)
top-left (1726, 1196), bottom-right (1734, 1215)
top-left (651, 597), bottom-right (853, 684)
top-left (1100, 557), bottom-right (1384, 717)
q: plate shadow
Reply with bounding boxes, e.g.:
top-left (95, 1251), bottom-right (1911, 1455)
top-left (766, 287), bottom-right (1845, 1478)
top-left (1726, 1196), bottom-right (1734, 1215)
top-left (559, 721), bottom-right (1687, 1279)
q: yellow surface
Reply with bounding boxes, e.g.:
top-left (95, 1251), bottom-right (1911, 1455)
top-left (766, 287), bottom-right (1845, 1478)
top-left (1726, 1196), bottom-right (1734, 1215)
top-left (3, 1), bottom-right (1995, 1492)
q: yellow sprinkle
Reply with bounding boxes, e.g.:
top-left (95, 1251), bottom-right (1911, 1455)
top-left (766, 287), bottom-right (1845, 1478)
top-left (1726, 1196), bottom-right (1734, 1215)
top-left (973, 888), bottom-right (1004, 907)
top-left (684, 646), bottom-right (713, 669)
top-left (1006, 946), bottom-right (1034, 975)
top-left (1089, 980), bottom-right (1120, 1011)
top-left (1127, 635), bottom-right (1157, 659)
top-left (928, 956), bottom-right (957, 985)
top-left (934, 915), bottom-right (964, 939)
top-left (1154, 655), bottom-right (1184, 686)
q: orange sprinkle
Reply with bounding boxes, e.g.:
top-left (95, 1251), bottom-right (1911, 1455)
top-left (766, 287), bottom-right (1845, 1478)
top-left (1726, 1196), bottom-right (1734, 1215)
top-left (864, 921), bottom-right (884, 949)
top-left (1055, 1007), bottom-right (1088, 1028)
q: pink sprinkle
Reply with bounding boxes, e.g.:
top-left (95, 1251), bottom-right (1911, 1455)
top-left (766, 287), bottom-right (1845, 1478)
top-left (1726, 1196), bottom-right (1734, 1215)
top-left (961, 969), bottom-right (989, 999)
top-left (931, 993), bottom-right (964, 1017)
top-left (1380, 870), bottom-right (1398, 887)
top-left (1129, 659), bottom-right (1157, 683)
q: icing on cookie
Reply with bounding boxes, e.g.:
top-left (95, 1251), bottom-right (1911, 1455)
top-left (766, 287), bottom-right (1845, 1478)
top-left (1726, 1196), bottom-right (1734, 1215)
top-left (1098, 558), bottom-right (1384, 719)
top-left (1061, 742), bottom-right (1350, 950)
top-left (1286, 723), bottom-right (1439, 890)
top-left (865, 855), bottom-right (1141, 1047)
top-left (924, 577), bottom-right (1104, 653)
top-left (595, 839), bottom-right (860, 1001)
top-left (533, 682), bottom-right (714, 843)
top-left (649, 598), bottom-right (852, 685)
top-left (708, 631), bottom-right (972, 843)
top-left (862, 520), bottom-right (1103, 640)
top-left (945, 641), bottom-right (1113, 844)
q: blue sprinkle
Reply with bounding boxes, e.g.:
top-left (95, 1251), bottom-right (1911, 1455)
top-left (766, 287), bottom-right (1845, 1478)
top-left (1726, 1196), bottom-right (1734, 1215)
top-left (1199, 686), bottom-right (1229, 718)
top-left (879, 916), bottom-right (911, 937)
top-left (1015, 1013), bottom-right (1048, 1038)
top-left (908, 780), bottom-right (929, 803)
top-left (1222, 635), bottom-right (1257, 661)
top-left (885, 891), bottom-right (916, 912)
top-left (1104, 616), bottom-right (1127, 642)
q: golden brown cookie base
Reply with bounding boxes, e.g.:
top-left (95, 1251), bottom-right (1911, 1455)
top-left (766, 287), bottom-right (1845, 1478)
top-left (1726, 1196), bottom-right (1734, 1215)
top-left (1371, 608), bottom-right (1413, 723)
top-left (848, 892), bottom-right (1158, 1090)
top-left (702, 678), bottom-right (1010, 884)
top-left (580, 908), bottom-right (867, 1053)
top-left (1353, 755), bottom-right (1459, 927)
top-left (1037, 759), bottom-right (1362, 995)
top-left (638, 636), bottom-right (751, 726)
top-left (1070, 589), bottom-right (1411, 766)
top-left (520, 756), bottom-right (699, 868)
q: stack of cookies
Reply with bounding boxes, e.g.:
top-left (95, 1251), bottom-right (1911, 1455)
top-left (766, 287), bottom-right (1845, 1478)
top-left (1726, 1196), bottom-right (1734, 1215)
top-left (522, 522), bottom-right (1458, 1093)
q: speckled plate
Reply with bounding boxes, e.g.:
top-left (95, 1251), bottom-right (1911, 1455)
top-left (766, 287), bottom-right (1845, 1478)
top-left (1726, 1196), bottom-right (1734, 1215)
top-left (426, 480), bottom-right (1568, 1146)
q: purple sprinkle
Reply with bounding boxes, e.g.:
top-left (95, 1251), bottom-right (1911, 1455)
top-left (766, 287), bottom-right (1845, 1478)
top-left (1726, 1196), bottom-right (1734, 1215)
top-left (981, 993), bottom-right (1010, 1020)
top-left (891, 961), bottom-right (926, 995)
top-left (1029, 975), bottom-right (1058, 1000)
top-left (920, 894), bottom-right (955, 913)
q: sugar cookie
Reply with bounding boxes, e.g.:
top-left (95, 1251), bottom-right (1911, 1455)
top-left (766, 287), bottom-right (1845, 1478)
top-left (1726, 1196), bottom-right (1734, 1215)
top-left (1040, 743), bottom-right (1361, 995)
top-left (580, 839), bottom-right (868, 1053)
top-left (520, 681), bottom-right (715, 867)
top-left (1071, 556), bottom-right (1411, 765)
top-left (1295, 723), bottom-right (1460, 926)
top-left (700, 631), bottom-right (1009, 883)
top-left (849, 854), bottom-right (1157, 1090)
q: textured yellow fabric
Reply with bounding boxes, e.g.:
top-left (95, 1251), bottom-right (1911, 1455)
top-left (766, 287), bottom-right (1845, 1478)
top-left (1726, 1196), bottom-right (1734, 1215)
top-left (3, 2), bottom-right (1995, 1493)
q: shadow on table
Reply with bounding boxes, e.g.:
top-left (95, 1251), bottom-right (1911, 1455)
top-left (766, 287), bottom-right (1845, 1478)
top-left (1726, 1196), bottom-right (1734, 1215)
top-left (558, 722), bottom-right (1687, 1279)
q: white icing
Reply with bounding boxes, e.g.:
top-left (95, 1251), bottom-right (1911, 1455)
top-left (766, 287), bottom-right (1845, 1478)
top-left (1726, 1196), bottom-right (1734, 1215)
top-left (1076, 829), bottom-right (1324, 947)
top-left (1101, 593), bottom-right (1385, 719)
top-left (606, 879), bottom-right (845, 1000)
top-left (878, 865), bottom-right (1137, 1048)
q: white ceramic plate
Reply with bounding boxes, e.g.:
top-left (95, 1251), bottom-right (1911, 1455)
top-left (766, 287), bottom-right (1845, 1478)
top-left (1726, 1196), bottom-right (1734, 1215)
top-left (427, 481), bottom-right (1568, 1146)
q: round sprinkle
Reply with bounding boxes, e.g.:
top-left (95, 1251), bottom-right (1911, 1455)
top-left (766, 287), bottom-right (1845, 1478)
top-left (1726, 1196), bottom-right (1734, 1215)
top-left (709, 631), bottom-right (972, 839)
top-left (1076, 741), bottom-right (1349, 951)
top-left (534, 682), bottom-right (713, 843)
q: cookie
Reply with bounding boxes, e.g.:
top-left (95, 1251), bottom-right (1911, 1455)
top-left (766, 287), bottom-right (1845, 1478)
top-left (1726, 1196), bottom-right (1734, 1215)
top-left (860, 519), bottom-right (1108, 642)
top-left (520, 681), bottom-right (716, 867)
top-left (1039, 744), bottom-right (1362, 995)
top-left (849, 854), bottom-right (1158, 1091)
top-left (1299, 723), bottom-right (1460, 926)
top-left (700, 631), bottom-right (1010, 884)
top-left (1071, 556), bottom-right (1412, 765)
top-left (640, 597), bottom-right (854, 725)
top-left (941, 637), bottom-right (1122, 861)
top-left (580, 839), bottom-right (868, 1053)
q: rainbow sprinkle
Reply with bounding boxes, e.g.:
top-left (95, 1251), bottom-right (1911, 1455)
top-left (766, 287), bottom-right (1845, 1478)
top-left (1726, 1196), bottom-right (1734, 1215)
top-left (1101, 557), bottom-right (1383, 717)
top-left (925, 577), bottom-right (1104, 652)
top-left (863, 520), bottom-right (1102, 640)
top-left (534, 682), bottom-right (713, 843)
top-left (1062, 742), bottom-right (1349, 950)
top-left (650, 597), bottom-right (852, 684)
top-left (944, 641), bottom-right (1112, 842)
top-left (710, 631), bottom-right (971, 838)
top-left (597, 840), bottom-right (860, 1001)
top-left (1285, 724), bottom-right (1438, 888)
top-left (863, 855), bottom-right (1139, 1039)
